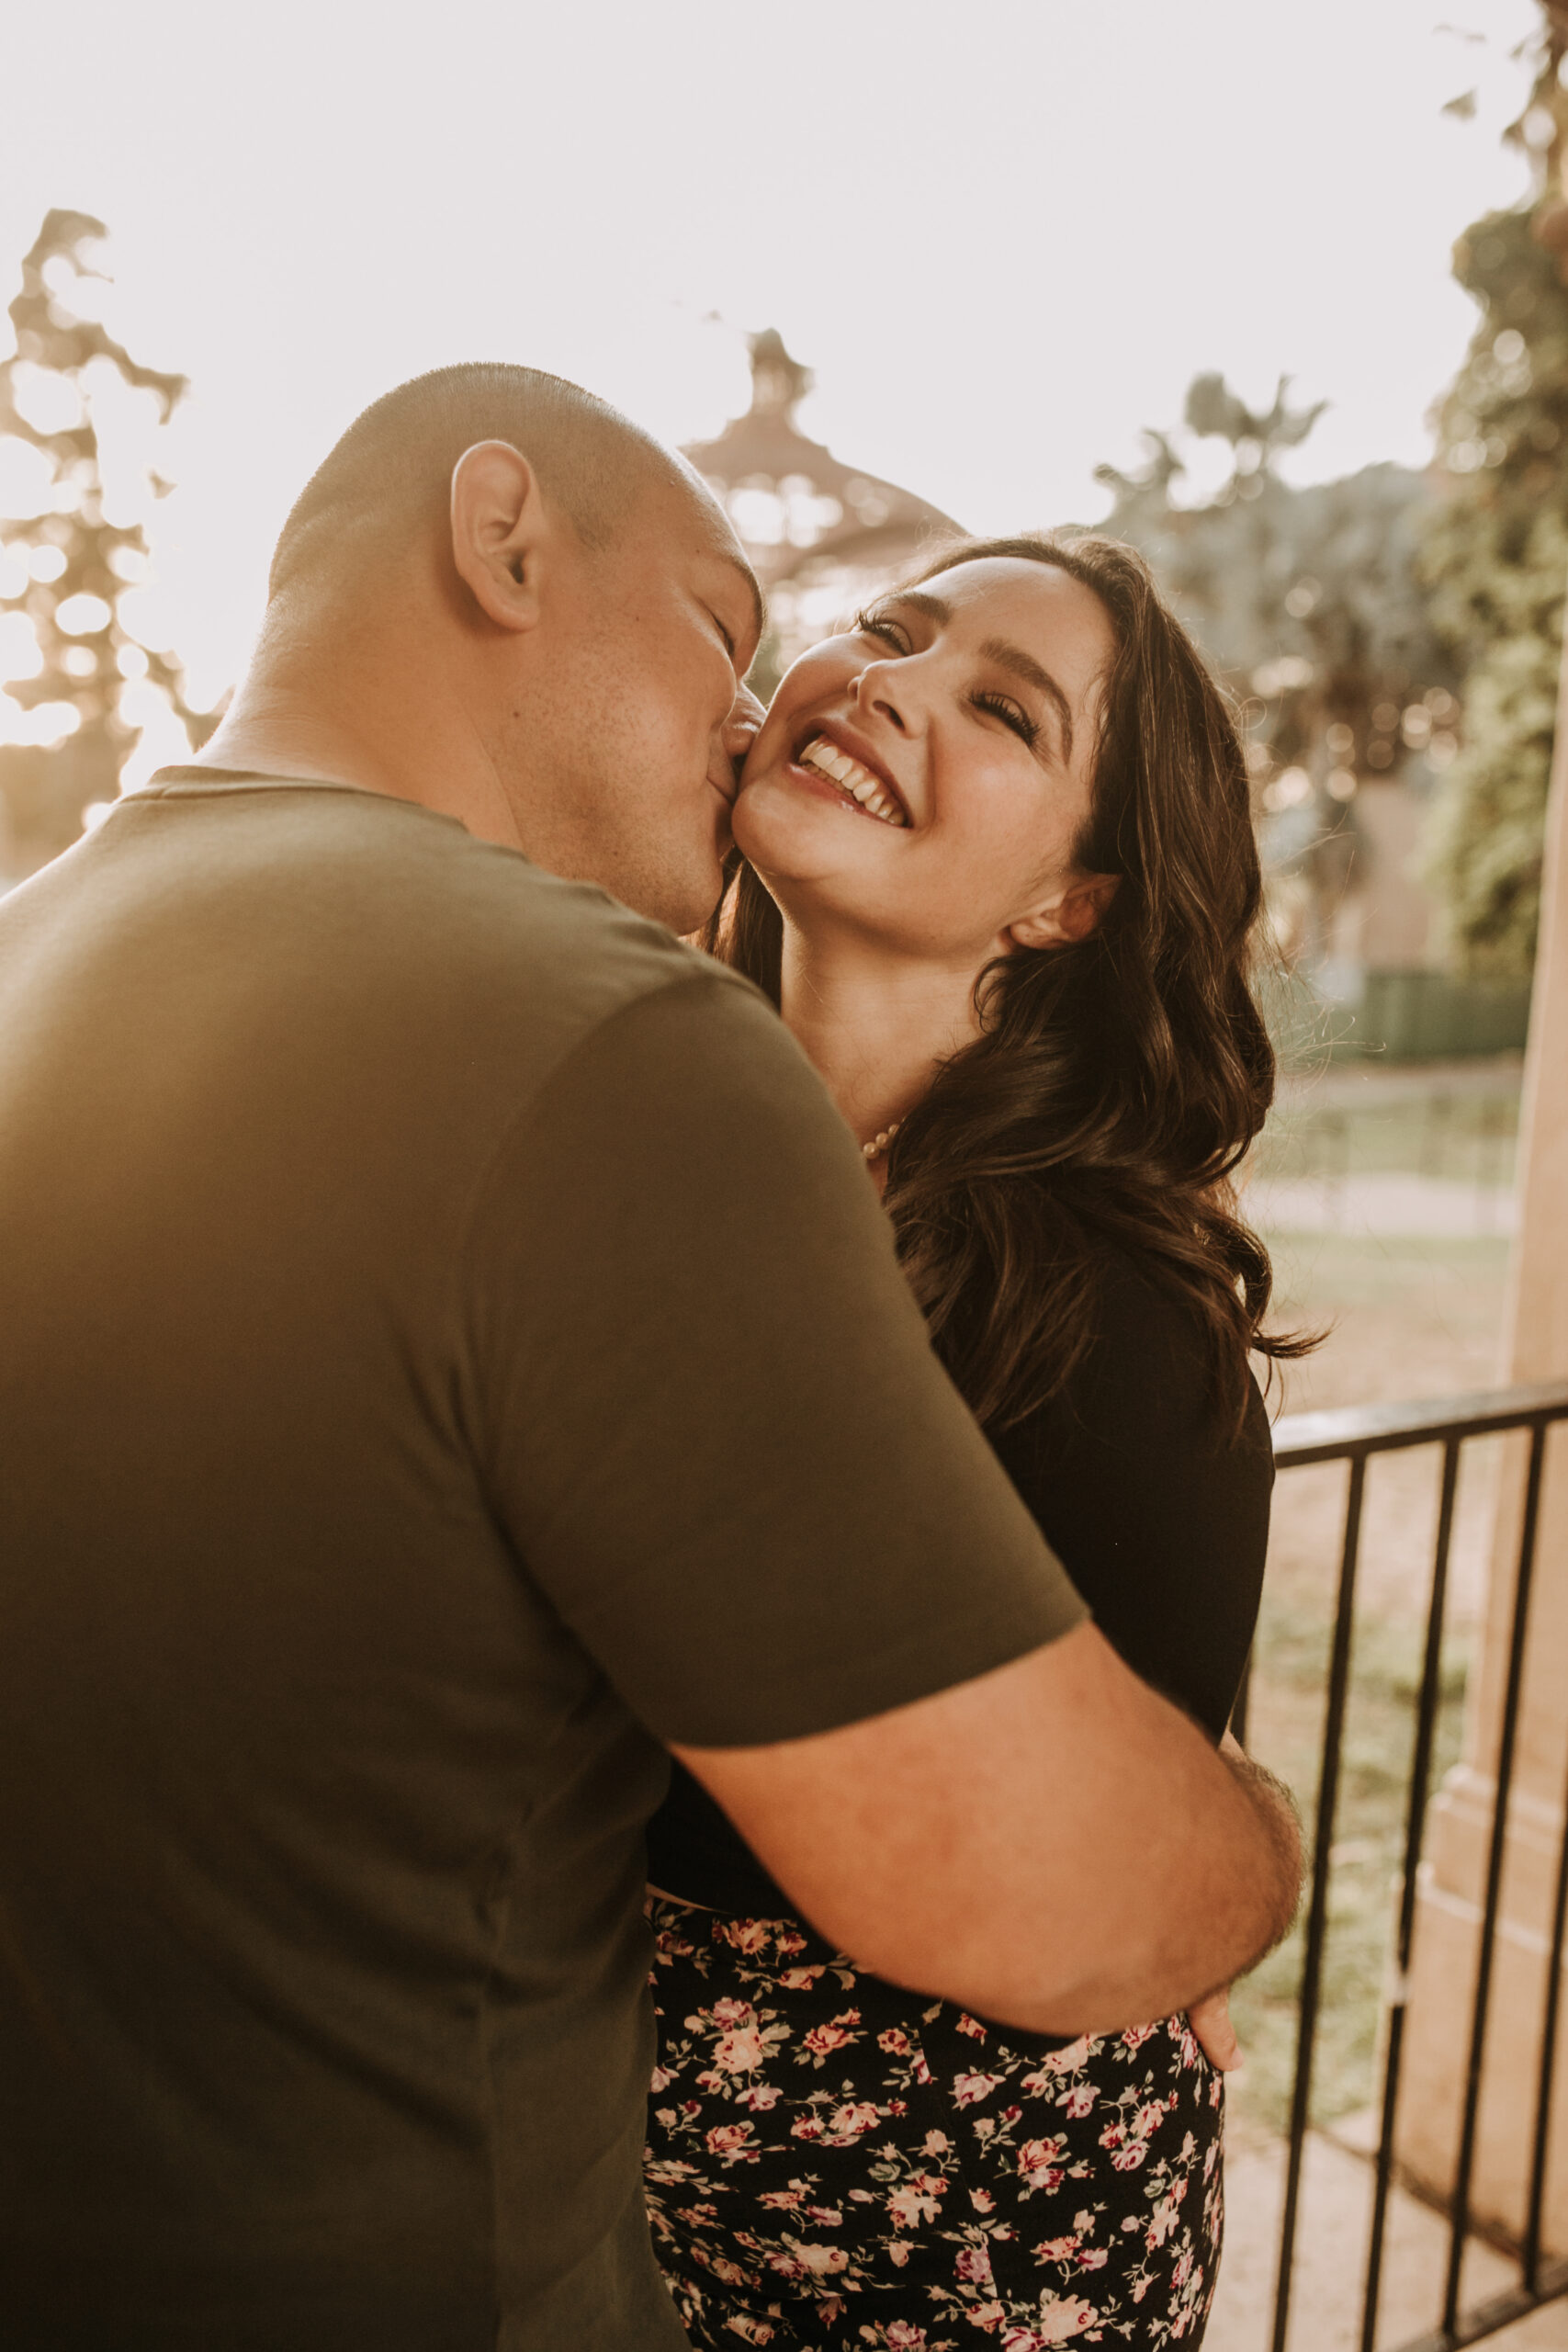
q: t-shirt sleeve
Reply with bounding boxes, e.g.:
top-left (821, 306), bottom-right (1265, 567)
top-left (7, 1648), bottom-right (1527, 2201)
top-left (992, 1261), bottom-right (1273, 1744)
top-left (461, 971), bottom-right (1088, 1747)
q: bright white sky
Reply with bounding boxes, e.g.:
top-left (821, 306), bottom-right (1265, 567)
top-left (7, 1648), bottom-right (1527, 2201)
top-left (0, 0), bottom-right (1544, 774)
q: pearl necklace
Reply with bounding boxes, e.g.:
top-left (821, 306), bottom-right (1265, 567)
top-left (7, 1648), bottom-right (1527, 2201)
top-left (862, 1120), bottom-right (903, 1163)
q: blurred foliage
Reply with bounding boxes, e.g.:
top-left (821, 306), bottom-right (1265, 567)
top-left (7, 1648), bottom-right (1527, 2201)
top-left (1416, 2), bottom-right (1568, 978)
top-left (1420, 220), bottom-right (1568, 976)
top-left (0, 209), bottom-right (209, 874)
top-left (1095, 383), bottom-right (1457, 975)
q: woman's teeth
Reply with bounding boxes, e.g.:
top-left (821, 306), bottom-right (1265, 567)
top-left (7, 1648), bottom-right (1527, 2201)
top-left (798, 737), bottom-right (908, 827)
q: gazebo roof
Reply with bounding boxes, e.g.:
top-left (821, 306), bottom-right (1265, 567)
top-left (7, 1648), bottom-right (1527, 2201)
top-left (682, 330), bottom-right (964, 593)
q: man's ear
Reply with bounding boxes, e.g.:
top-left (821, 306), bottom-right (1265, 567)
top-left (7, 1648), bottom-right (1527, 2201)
top-left (1009, 872), bottom-right (1121, 950)
top-left (449, 440), bottom-right (552, 635)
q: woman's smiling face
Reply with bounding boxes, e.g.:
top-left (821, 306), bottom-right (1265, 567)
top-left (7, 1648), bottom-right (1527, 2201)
top-left (733, 557), bottom-right (1120, 964)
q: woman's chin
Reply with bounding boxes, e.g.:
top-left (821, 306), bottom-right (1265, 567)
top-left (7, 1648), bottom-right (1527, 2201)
top-left (733, 772), bottom-right (878, 879)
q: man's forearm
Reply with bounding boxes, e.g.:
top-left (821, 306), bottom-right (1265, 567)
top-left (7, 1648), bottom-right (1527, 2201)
top-left (680, 1624), bottom-right (1304, 2040)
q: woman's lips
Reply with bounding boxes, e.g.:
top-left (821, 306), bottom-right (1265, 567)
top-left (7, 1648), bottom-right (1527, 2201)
top-left (792, 735), bottom-right (908, 828)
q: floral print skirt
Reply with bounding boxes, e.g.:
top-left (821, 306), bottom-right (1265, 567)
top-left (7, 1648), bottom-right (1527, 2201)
top-left (645, 1897), bottom-right (1223, 2350)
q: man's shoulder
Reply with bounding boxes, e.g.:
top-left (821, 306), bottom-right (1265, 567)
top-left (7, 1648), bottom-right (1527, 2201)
top-left (131, 767), bottom-right (745, 1030)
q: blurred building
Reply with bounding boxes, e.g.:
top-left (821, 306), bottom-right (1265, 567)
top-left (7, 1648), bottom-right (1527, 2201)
top-left (682, 330), bottom-right (963, 687)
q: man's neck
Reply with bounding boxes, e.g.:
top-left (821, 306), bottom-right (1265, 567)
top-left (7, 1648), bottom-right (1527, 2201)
top-left (777, 920), bottom-right (989, 1155)
top-left (192, 669), bottom-right (525, 853)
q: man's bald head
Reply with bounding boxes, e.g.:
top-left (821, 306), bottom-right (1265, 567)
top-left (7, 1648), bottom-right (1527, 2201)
top-left (201, 361), bottom-right (764, 933)
top-left (267, 362), bottom-right (682, 608)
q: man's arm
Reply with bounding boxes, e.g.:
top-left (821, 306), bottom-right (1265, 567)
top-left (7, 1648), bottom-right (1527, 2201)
top-left (486, 970), bottom-right (1299, 2033)
top-left (677, 1622), bottom-right (1301, 2038)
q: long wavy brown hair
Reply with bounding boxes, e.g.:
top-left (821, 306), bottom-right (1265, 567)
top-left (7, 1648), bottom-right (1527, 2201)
top-left (705, 531), bottom-right (1307, 1434)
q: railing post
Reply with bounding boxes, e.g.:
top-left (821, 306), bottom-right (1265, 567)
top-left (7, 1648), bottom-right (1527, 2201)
top-left (1396, 571), bottom-right (1568, 2258)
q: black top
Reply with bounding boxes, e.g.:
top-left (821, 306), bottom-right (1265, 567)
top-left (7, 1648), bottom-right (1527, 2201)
top-left (647, 1255), bottom-right (1275, 1916)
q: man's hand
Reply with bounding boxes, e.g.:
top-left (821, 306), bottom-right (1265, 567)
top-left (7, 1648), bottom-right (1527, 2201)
top-left (677, 1622), bottom-right (1303, 2041)
top-left (1181, 1734), bottom-right (1299, 2071)
top-left (1190, 1987), bottom-right (1242, 2071)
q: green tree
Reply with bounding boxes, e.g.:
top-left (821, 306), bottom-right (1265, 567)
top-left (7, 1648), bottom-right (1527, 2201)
top-left (1096, 380), bottom-right (1454, 973)
top-left (1417, 1), bottom-right (1568, 976)
top-left (0, 209), bottom-right (208, 876)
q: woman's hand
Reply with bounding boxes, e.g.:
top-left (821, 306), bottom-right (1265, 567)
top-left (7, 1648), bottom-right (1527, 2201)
top-left (1189, 1985), bottom-right (1242, 2071)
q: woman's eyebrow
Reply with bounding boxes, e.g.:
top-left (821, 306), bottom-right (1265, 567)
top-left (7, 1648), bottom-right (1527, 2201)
top-left (888, 588), bottom-right (951, 626)
top-left (979, 636), bottom-right (1075, 765)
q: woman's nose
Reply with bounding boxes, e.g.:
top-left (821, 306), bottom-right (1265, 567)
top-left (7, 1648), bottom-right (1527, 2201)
top-left (850, 662), bottom-right (912, 735)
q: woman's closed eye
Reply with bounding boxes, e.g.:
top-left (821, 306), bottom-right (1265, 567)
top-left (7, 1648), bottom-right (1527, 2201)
top-left (852, 608), bottom-right (911, 653)
top-left (970, 689), bottom-right (1039, 750)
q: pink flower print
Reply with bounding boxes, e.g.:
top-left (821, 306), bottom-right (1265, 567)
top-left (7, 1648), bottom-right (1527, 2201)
top-left (887, 2239), bottom-right (911, 2267)
top-left (1110, 2143), bottom-right (1148, 2171)
top-left (952, 2071), bottom-right (1002, 2107)
top-left (713, 2024), bottom-right (766, 2074)
top-left (1017, 2135), bottom-right (1067, 2189)
top-left (740, 2082), bottom-right (782, 2111)
top-left (780, 1966), bottom-right (825, 1991)
top-left (969, 2187), bottom-right (996, 2214)
top-left (1097, 2122), bottom-right (1125, 2151)
top-left (722, 1918), bottom-right (771, 1952)
top-left (793, 2242), bottom-right (849, 2278)
top-left (705, 2120), bottom-right (757, 2162)
top-left (825, 2101), bottom-right (881, 2143)
top-left (790, 2115), bottom-right (824, 2141)
top-left (1032, 2294), bottom-right (1101, 2342)
top-left (954, 2244), bottom-right (994, 2286)
top-left (922, 2130), bottom-right (952, 2155)
top-left (966, 2303), bottom-right (1006, 2331)
top-left (910, 2053), bottom-right (933, 2086)
top-left (807, 2205), bottom-right (843, 2227)
top-left (955, 2012), bottom-right (988, 2041)
top-left (710, 1997), bottom-right (752, 2026)
top-left (884, 2326), bottom-right (931, 2348)
top-left (1134, 2100), bottom-right (1168, 2141)
top-left (802, 2012), bottom-right (859, 2059)
top-left (649, 2064), bottom-right (674, 2094)
top-left (1022, 2038), bottom-right (1091, 2093)
top-left (1120, 2023), bottom-right (1156, 2051)
top-left (1033, 2235), bottom-right (1078, 2260)
top-left (887, 2177), bottom-right (945, 2228)
top-left (1061, 2083), bottom-right (1096, 2120)
top-left (878, 2027), bottom-right (912, 2055)
top-left (1076, 2246), bottom-right (1109, 2269)
top-left (778, 1926), bottom-right (807, 1955)
top-left (759, 2187), bottom-right (805, 2211)
top-left (644, 2156), bottom-right (696, 2186)
top-left (1145, 2195), bottom-right (1181, 2250)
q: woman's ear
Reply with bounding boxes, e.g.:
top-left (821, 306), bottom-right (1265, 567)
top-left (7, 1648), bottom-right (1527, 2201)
top-left (1009, 872), bottom-right (1121, 951)
top-left (449, 440), bottom-right (550, 634)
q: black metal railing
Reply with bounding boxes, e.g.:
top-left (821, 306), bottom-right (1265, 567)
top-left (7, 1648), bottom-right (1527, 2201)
top-left (1246, 1379), bottom-right (1568, 2352)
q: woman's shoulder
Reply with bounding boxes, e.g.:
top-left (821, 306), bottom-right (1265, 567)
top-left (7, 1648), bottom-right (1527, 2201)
top-left (989, 1245), bottom-right (1273, 1742)
top-left (995, 1245), bottom-right (1273, 1487)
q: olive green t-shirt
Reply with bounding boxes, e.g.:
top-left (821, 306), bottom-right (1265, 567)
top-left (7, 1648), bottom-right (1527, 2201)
top-left (0, 774), bottom-right (1085, 2351)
